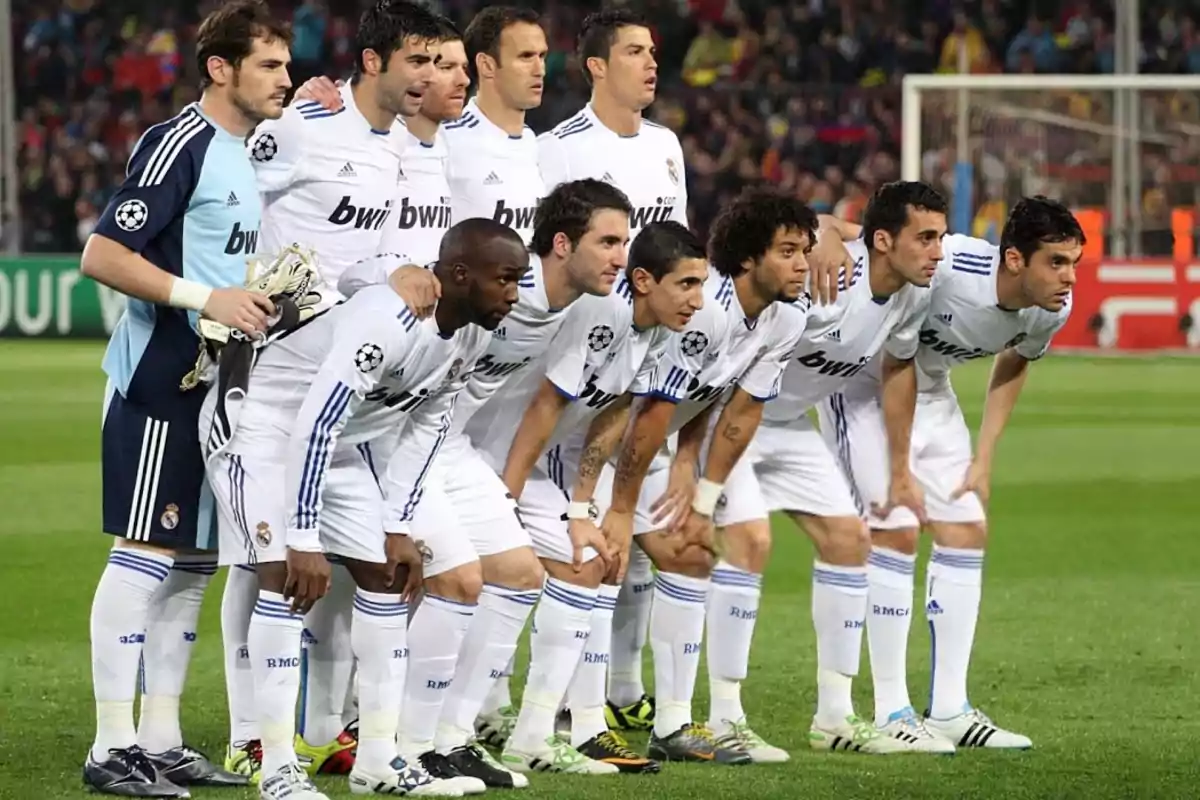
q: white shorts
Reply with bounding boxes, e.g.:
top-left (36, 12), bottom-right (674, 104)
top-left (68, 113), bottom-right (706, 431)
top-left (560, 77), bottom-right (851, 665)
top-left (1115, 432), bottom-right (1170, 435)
top-left (750, 414), bottom-right (862, 519)
top-left (592, 448), bottom-right (765, 535)
top-left (408, 434), bottom-right (532, 578)
top-left (518, 469), bottom-right (601, 565)
top-left (817, 390), bottom-right (986, 530)
top-left (209, 445), bottom-right (385, 567)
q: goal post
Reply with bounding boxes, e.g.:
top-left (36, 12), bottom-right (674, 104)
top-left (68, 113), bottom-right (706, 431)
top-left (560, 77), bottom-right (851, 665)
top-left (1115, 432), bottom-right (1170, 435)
top-left (901, 74), bottom-right (1200, 352)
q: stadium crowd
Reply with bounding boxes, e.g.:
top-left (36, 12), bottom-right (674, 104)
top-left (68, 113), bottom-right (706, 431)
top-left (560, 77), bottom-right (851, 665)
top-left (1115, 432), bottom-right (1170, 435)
top-left (9, 0), bottom-right (1200, 253)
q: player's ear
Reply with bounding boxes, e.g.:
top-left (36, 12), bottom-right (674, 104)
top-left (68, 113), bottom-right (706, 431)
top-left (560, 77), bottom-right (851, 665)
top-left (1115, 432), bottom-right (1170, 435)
top-left (1002, 246), bottom-right (1024, 274)
top-left (362, 48), bottom-right (383, 77)
top-left (475, 51), bottom-right (497, 81)
top-left (630, 266), bottom-right (653, 293)
top-left (585, 56), bottom-right (605, 82)
top-left (206, 56), bottom-right (232, 87)
top-left (872, 229), bottom-right (892, 253)
top-left (451, 262), bottom-right (470, 285)
top-left (552, 231), bottom-right (574, 259)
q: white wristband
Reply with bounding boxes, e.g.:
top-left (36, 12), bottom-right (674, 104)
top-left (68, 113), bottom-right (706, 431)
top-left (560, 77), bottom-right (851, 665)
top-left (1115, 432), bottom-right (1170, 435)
top-left (169, 277), bottom-right (213, 312)
top-left (566, 500), bottom-right (595, 521)
top-left (692, 478), bottom-right (724, 517)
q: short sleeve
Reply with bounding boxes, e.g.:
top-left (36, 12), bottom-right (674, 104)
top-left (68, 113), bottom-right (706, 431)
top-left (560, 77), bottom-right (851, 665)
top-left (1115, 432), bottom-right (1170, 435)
top-left (1015, 301), bottom-right (1071, 361)
top-left (885, 286), bottom-right (932, 361)
top-left (93, 119), bottom-right (201, 253)
top-left (543, 295), bottom-right (608, 399)
top-left (537, 132), bottom-right (571, 191)
top-left (247, 107), bottom-right (307, 193)
top-left (630, 302), bottom-right (718, 401)
top-left (738, 303), bottom-right (808, 400)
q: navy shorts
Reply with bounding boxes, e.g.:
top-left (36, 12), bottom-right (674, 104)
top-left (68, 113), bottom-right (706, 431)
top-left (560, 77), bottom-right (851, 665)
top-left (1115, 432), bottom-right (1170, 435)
top-left (101, 383), bottom-right (216, 550)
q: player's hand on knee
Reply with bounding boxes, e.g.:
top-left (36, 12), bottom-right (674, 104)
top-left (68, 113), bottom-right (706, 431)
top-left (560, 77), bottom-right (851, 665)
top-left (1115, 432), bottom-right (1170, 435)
top-left (872, 470), bottom-right (928, 525)
top-left (675, 510), bottom-right (717, 559)
top-left (651, 465), bottom-right (696, 534)
top-left (283, 548), bottom-right (332, 614)
top-left (204, 288), bottom-right (276, 337)
top-left (293, 75), bottom-right (344, 110)
top-left (568, 519), bottom-right (610, 573)
top-left (384, 533), bottom-right (425, 601)
top-left (806, 236), bottom-right (849, 305)
top-left (388, 265), bottom-right (441, 318)
top-left (951, 460), bottom-right (991, 508)
top-left (599, 510), bottom-right (634, 580)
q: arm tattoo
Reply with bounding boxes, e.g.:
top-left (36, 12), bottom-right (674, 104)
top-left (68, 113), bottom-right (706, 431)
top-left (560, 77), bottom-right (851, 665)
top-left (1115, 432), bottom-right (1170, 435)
top-left (720, 422), bottom-right (743, 443)
top-left (578, 441), bottom-right (605, 480)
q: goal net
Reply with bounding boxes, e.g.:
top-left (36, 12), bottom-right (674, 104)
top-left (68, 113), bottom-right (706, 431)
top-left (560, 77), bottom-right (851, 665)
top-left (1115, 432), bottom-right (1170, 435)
top-left (901, 75), bottom-right (1200, 352)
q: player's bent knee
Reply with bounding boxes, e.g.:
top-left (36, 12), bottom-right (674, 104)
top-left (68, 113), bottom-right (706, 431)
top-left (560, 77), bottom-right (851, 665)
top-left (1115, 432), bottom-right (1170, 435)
top-left (425, 561), bottom-right (484, 604)
top-left (480, 546), bottom-right (544, 591)
top-left (543, 556), bottom-right (605, 588)
top-left (639, 531), bottom-right (714, 578)
top-left (793, 512), bottom-right (870, 565)
top-left (719, 518), bottom-right (773, 573)
top-left (930, 520), bottom-right (988, 549)
top-left (342, 558), bottom-right (395, 593)
top-left (254, 561), bottom-right (289, 593)
top-left (872, 527), bottom-right (920, 555)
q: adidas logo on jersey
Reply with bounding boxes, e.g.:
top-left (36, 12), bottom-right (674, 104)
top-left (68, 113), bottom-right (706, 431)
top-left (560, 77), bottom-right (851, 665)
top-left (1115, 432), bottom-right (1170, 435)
top-left (936, 313), bottom-right (953, 325)
top-left (226, 191), bottom-right (239, 207)
top-left (339, 162), bottom-right (357, 178)
top-left (601, 172), bottom-right (615, 183)
top-left (483, 171), bottom-right (502, 185)
top-left (825, 329), bottom-right (842, 342)
top-left (493, 326), bottom-right (507, 340)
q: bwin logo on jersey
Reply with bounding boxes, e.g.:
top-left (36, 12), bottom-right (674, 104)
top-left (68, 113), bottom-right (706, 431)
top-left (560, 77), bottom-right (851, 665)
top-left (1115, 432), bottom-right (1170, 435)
top-left (328, 195), bottom-right (393, 230)
top-left (396, 196), bottom-right (452, 230)
top-left (629, 198), bottom-right (677, 230)
top-left (492, 199), bottom-right (538, 230)
top-left (685, 376), bottom-right (729, 404)
top-left (918, 328), bottom-right (991, 361)
top-left (580, 373), bottom-right (620, 410)
top-left (224, 222), bottom-right (259, 255)
top-left (794, 349), bottom-right (869, 377)
top-left (364, 386), bottom-right (432, 413)
top-left (471, 353), bottom-right (531, 379)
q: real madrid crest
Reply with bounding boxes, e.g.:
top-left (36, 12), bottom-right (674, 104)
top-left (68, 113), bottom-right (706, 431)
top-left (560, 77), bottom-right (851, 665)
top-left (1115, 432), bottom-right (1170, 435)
top-left (256, 521), bottom-right (272, 547)
top-left (666, 157), bottom-right (679, 186)
top-left (160, 503), bottom-right (180, 530)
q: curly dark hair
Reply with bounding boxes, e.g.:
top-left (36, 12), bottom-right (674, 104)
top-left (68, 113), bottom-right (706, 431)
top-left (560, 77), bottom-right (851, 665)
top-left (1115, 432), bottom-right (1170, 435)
top-left (862, 181), bottom-right (948, 245)
top-left (707, 186), bottom-right (818, 277)
top-left (351, 0), bottom-right (442, 83)
top-left (1000, 196), bottom-right (1086, 262)
top-left (530, 179), bottom-right (633, 258)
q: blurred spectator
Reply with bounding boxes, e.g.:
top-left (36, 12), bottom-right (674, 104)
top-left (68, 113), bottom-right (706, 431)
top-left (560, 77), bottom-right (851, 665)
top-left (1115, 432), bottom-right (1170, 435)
top-left (6, 0), bottom-right (1200, 252)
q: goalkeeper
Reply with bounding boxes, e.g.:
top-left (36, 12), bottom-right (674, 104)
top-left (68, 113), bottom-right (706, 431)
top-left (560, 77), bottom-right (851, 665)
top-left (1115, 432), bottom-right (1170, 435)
top-left (76, 1), bottom-right (293, 795)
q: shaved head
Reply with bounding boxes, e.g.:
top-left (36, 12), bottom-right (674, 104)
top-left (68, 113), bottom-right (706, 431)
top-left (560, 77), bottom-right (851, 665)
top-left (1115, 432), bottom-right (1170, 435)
top-left (436, 217), bottom-right (526, 272)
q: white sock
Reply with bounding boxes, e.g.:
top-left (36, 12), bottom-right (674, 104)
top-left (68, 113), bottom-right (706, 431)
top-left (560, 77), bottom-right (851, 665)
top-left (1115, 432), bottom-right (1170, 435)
top-left (811, 561), bottom-right (868, 729)
top-left (90, 548), bottom-right (174, 761)
top-left (926, 545), bottom-right (984, 720)
top-left (705, 561), bottom-right (762, 729)
top-left (221, 565), bottom-right (259, 745)
top-left (608, 549), bottom-right (653, 707)
top-left (568, 583), bottom-right (619, 746)
top-left (510, 579), bottom-right (597, 752)
top-left (351, 589), bottom-right (409, 774)
top-left (650, 572), bottom-right (709, 738)
top-left (867, 547), bottom-right (916, 725)
top-left (299, 565), bottom-right (355, 745)
top-left (136, 555), bottom-right (215, 753)
top-left (481, 656), bottom-right (515, 716)
top-left (435, 584), bottom-right (540, 752)
top-left (400, 595), bottom-right (476, 753)
top-left (248, 590), bottom-right (304, 776)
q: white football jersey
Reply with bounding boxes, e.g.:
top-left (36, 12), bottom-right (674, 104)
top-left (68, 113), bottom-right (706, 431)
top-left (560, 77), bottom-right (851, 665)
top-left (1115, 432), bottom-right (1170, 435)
top-left (454, 254), bottom-right (570, 436)
top-left (379, 127), bottom-right (452, 267)
top-left (877, 233), bottom-right (1071, 395)
top-left (223, 287), bottom-right (490, 538)
top-left (247, 85), bottom-right (405, 296)
top-left (471, 276), bottom-right (666, 475)
top-left (632, 266), bottom-right (810, 435)
top-left (538, 105), bottom-right (687, 240)
top-left (764, 239), bottom-right (929, 423)
top-left (442, 98), bottom-right (544, 243)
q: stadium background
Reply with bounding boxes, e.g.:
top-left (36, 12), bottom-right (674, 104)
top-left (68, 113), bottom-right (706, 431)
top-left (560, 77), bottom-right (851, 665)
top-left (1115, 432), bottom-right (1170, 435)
top-left (0, 2), bottom-right (1197, 798)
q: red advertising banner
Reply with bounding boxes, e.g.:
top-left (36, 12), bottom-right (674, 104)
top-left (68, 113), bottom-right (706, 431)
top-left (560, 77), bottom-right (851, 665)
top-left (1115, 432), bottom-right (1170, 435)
top-left (1055, 260), bottom-right (1200, 351)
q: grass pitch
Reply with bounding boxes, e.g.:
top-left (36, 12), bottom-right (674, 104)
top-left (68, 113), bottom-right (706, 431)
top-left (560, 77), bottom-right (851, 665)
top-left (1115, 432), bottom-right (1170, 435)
top-left (1, 341), bottom-right (1197, 799)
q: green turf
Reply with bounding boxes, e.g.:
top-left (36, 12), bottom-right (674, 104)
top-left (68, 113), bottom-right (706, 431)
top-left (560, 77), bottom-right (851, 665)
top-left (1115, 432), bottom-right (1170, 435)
top-left (1, 341), bottom-right (1197, 799)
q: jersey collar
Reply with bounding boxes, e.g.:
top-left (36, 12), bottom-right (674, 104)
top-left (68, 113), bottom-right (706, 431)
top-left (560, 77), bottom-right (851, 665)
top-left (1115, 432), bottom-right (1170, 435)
top-left (584, 103), bottom-right (642, 138)
top-left (466, 98), bottom-right (527, 141)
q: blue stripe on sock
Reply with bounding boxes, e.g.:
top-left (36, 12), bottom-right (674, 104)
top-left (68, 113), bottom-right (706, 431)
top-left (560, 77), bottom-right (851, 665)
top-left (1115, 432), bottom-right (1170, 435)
top-left (423, 595), bottom-right (477, 616)
top-left (711, 567), bottom-right (762, 588)
top-left (542, 580), bottom-right (598, 612)
top-left (353, 594), bottom-right (408, 617)
top-left (868, 550), bottom-right (916, 575)
top-left (653, 574), bottom-right (708, 604)
top-left (931, 550), bottom-right (984, 570)
top-left (483, 584), bottom-right (541, 606)
top-left (813, 568), bottom-right (868, 590)
top-left (107, 551), bottom-right (171, 582)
